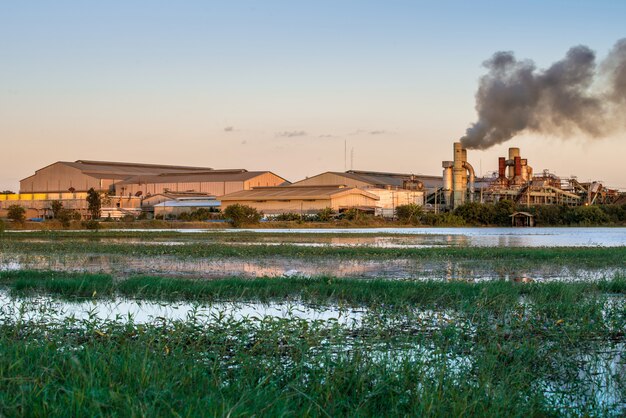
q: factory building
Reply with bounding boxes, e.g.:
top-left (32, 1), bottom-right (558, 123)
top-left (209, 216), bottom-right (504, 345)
top-left (115, 170), bottom-right (288, 198)
top-left (291, 170), bottom-right (431, 215)
top-left (220, 185), bottom-right (380, 216)
top-left (19, 160), bottom-right (214, 194)
top-left (4, 160), bottom-right (288, 219)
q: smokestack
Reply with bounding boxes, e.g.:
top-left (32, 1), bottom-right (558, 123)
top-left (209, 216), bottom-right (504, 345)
top-left (514, 156), bottom-right (522, 177)
top-left (459, 38), bottom-right (626, 149)
top-left (498, 157), bottom-right (506, 179)
top-left (508, 147), bottom-right (520, 179)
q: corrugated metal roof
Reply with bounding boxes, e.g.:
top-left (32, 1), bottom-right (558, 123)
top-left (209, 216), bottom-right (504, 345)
top-left (221, 186), bottom-right (379, 201)
top-left (118, 171), bottom-right (286, 185)
top-left (63, 160), bottom-right (215, 177)
top-left (293, 170), bottom-right (441, 189)
top-left (154, 200), bottom-right (221, 208)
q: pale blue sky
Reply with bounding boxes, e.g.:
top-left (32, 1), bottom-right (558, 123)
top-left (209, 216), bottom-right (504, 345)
top-left (1, 1), bottom-right (625, 189)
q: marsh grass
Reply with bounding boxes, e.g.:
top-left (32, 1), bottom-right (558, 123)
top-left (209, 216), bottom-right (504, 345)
top-left (2, 270), bottom-right (626, 307)
top-left (0, 278), bottom-right (624, 416)
top-left (2, 239), bottom-right (625, 267)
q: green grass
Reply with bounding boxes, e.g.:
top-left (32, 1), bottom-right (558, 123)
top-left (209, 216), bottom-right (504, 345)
top-left (0, 274), bottom-right (624, 416)
top-left (2, 239), bottom-right (626, 266)
top-left (2, 270), bottom-right (626, 307)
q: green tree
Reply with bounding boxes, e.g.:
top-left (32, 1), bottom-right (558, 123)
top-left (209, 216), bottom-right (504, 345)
top-left (223, 204), bottom-right (261, 228)
top-left (50, 200), bottom-right (64, 219)
top-left (7, 205), bottom-right (26, 224)
top-left (86, 188), bottom-right (102, 220)
top-left (453, 202), bottom-right (495, 225)
top-left (493, 200), bottom-right (516, 226)
top-left (395, 204), bottom-right (423, 224)
top-left (56, 209), bottom-right (81, 228)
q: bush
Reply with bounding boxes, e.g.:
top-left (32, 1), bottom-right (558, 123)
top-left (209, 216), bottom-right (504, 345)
top-left (395, 204), bottom-right (423, 224)
top-left (341, 208), bottom-right (363, 222)
top-left (315, 207), bottom-right (336, 222)
top-left (599, 204), bottom-right (626, 223)
top-left (177, 208), bottom-right (219, 222)
top-left (453, 202), bottom-right (495, 225)
top-left (0, 219), bottom-right (5, 233)
top-left (82, 220), bottom-right (101, 231)
top-left (493, 200), bottom-right (516, 226)
top-left (421, 212), bottom-right (466, 226)
top-left (273, 213), bottom-right (303, 222)
top-left (120, 214), bottom-right (136, 222)
top-left (7, 205), bottom-right (26, 224)
top-left (564, 206), bottom-right (610, 225)
top-left (57, 209), bottom-right (81, 228)
top-left (223, 204), bottom-right (261, 228)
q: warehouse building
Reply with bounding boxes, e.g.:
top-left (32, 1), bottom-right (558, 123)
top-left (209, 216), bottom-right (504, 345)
top-left (115, 170), bottom-right (288, 198)
top-left (5, 160), bottom-right (288, 219)
top-left (294, 170), bottom-right (440, 189)
top-left (220, 185), bottom-right (380, 215)
top-left (19, 160), bottom-right (214, 194)
top-left (291, 170), bottom-right (430, 215)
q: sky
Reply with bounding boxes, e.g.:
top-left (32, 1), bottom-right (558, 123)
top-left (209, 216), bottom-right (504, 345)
top-left (1, 1), bottom-right (625, 191)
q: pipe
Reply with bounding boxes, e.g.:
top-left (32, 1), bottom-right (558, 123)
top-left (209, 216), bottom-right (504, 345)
top-left (462, 161), bottom-right (475, 201)
top-left (508, 147), bottom-right (520, 178)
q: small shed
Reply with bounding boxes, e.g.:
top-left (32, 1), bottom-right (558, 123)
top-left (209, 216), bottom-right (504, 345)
top-left (510, 211), bottom-right (534, 227)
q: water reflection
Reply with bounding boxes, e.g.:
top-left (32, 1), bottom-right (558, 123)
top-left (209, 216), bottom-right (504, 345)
top-left (7, 227), bottom-right (626, 247)
top-left (0, 291), bottom-right (365, 325)
top-left (0, 253), bottom-right (622, 282)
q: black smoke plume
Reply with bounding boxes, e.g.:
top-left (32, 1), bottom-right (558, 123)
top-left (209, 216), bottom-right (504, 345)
top-left (461, 38), bottom-right (626, 149)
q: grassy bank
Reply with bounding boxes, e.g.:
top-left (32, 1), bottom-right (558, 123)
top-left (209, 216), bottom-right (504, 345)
top-left (0, 273), bottom-right (625, 416)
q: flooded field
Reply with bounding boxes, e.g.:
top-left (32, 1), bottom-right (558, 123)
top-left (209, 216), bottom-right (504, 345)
top-left (1, 274), bottom-right (625, 416)
top-left (2, 227), bottom-right (625, 281)
top-left (0, 252), bottom-right (623, 282)
top-left (1, 228), bottom-right (625, 415)
top-left (8, 226), bottom-right (626, 247)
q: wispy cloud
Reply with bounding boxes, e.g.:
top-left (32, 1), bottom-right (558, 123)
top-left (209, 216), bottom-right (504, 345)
top-left (349, 129), bottom-right (396, 136)
top-left (318, 134), bottom-right (336, 138)
top-left (224, 126), bottom-right (234, 132)
top-left (276, 130), bottom-right (307, 138)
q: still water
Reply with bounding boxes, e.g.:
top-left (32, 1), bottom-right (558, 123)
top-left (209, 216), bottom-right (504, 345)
top-left (10, 227), bottom-right (626, 247)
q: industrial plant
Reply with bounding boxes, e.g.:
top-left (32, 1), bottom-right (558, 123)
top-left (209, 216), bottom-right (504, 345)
top-left (437, 142), bottom-right (621, 210)
top-left (0, 142), bottom-right (622, 220)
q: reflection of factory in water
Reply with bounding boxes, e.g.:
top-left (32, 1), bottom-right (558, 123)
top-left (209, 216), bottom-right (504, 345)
top-left (434, 142), bottom-right (621, 209)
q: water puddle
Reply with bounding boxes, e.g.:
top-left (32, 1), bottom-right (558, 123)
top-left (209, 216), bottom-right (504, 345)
top-left (0, 291), bottom-right (365, 326)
